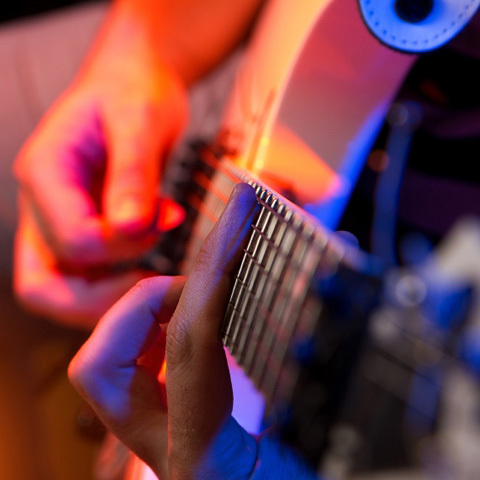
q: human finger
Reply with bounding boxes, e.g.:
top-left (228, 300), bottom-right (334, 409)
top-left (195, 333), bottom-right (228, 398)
top-left (166, 183), bottom-right (259, 477)
top-left (14, 206), bottom-right (155, 329)
top-left (14, 94), bottom-right (120, 266)
top-left (102, 71), bottom-right (187, 236)
top-left (69, 275), bottom-right (185, 474)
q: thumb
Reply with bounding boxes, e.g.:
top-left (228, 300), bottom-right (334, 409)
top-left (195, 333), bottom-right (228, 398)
top-left (102, 97), bottom-right (185, 236)
top-left (102, 103), bottom-right (165, 235)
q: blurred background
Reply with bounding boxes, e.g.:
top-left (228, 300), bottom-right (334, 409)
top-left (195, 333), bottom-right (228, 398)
top-left (0, 2), bottom-right (107, 479)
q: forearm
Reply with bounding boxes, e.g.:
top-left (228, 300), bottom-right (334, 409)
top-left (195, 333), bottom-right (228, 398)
top-left (81, 0), bottom-right (265, 85)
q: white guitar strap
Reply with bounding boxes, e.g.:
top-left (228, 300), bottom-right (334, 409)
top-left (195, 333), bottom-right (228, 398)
top-left (358, 0), bottom-right (480, 53)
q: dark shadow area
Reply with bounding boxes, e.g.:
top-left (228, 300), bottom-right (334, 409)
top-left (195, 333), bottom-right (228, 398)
top-left (0, 0), bottom-right (105, 24)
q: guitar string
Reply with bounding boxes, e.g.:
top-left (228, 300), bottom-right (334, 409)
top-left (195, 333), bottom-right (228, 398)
top-left (188, 156), bottom-right (450, 404)
top-left (186, 167), bottom-right (324, 300)
top-left (234, 200), bottom-right (288, 366)
top-left (242, 214), bottom-right (304, 388)
top-left (182, 157), bottom-right (465, 409)
top-left (260, 225), bottom-right (321, 400)
top-left (250, 220), bottom-right (321, 398)
top-left (227, 188), bottom-right (271, 354)
top-left (184, 166), bottom-right (330, 397)
top-left (187, 168), bottom-right (318, 247)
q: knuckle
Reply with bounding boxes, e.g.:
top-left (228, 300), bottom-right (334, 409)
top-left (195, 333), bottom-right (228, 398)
top-left (166, 310), bottom-right (193, 367)
top-left (132, 276), bottom-right (155, 291)
top-left (67, 350), bottom-right (96, 396)
top-left (195, 243), bottom-right (223, 277)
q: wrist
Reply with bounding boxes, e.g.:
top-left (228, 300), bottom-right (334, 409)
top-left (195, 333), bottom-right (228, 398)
top-left (77, 0), bottom-right (193, 87)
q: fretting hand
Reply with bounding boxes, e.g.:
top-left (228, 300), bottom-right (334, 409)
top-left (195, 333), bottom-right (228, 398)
top-left (69, 184), bottom-right (319, 479)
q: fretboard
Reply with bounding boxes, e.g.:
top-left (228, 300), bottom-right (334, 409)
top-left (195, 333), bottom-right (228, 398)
top-left (180, 148), bottom-right (348, 409)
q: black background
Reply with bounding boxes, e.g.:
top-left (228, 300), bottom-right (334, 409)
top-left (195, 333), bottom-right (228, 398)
top-left (0, 0), bottom-right (105, 24)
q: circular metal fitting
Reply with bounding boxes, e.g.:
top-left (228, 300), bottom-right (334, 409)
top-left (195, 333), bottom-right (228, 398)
top-left (358, 0), bottom-right (480, 53)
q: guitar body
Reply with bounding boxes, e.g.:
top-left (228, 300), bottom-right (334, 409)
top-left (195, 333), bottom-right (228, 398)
top-left (126, 0), bottom-right (418, 478)
top-left (219, 0), bottom-right (415, 228)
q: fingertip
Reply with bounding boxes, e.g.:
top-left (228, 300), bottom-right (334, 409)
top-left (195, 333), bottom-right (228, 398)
top-left (215, 183), bottom-right (259, 235)
top-left (109, 196), bottom-right (186, 237)
top-left (156, 198), bottom-right (186, 232)
top-left (108, 195), bottom-right (154, 235)
top-left (216, 182), bottom-right (259, 244)
top-left (229, 183), bottom-right (258, 214)
top-left (191, 183), bottom-right (259, 279)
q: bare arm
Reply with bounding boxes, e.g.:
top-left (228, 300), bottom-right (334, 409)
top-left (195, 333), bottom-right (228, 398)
top-left (13, 0), bottom-right (266, 328)
top-left (84, 0), bottom-right (266, 85)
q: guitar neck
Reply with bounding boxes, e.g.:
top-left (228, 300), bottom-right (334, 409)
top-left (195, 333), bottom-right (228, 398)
top-left (150, 143), bottom-right (386, 467)
top-left (222, 181), bottom-right (327, 407)
top-left (177, 146), bottom-right (366, 410)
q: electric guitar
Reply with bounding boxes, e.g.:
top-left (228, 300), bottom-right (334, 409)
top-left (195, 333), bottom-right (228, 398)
top-left (125, 0), bottom-right (480, 478)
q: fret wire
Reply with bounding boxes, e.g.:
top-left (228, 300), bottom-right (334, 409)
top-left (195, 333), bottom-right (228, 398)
top-left (219, 180), bottom-right (336, 404)
top-left (223, 250), bottom-right (263, 346)
top-left (236, 272), bottom-right (288, 365)
top-left (187, 166), bottom-right (247, 344)
top-left (242, 212), bottom-right (303, 380)
top-left (223, 269), bottom-right (252, 346)
top-left (187, 152), bottom-right (333, 377)
top-left (250, 216), bottom-right (311, 392)
top-left (213, 165), bottom-right (258, 344)
top-left (223, 296), bottom-right (243, 348)
top-left (235, 200), bottom-right (284, 358)
top-left (234, 220), bottom-right (301, 356)
top-left (269, 230), bottom-right (338, 401)
top-left (228, 190), bottom-right (271, 354)
top-left (255, 195), bottom-right (316, 245)
top-left (249, 225), bottom-right (304, 270)
top-left (239, 216), bottom-right (292, 371)
top-left (266, 251), bottom-right (320, 400)
top-left (226, 240), bottom-right (322, 356)
top-left (187, 163), bottom-right (327, 396)
top-left (228, 232), bottom-right (263, 354)
top-left (229, 190), bottom-right (288, 357)
top-left (224, 244), bottom-right (271, 348)
top-left (225, 292), bottom-right (284, 373)
top-left (233, 248), bottom-right (271, 356)
top-left (226, 286), bottom-right (300, 400)
top-left (238, 230), bottom-right (260, 282)
top-left (230, 273), bottom-right (317, 343)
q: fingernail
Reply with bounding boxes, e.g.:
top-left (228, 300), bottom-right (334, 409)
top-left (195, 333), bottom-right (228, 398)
top-left (226, 183), bottom-right (258, 219)
top-left (156, 198), bottom-right (186, 232)
top-left (113, 196), bottom-right (145, 227)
